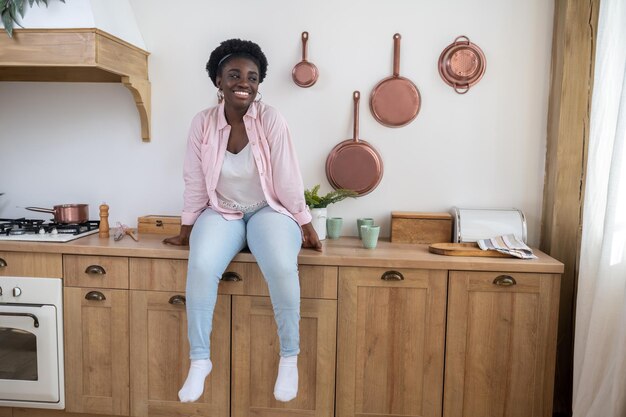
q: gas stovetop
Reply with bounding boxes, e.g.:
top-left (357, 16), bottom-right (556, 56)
top-left (0, 218), bottom-right (100, 242)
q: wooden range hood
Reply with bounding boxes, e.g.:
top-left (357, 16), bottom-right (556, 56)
top-left (0, 28), bottom-right (151, 141)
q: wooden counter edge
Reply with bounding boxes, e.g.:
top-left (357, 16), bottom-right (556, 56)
top-left (0, 235), bottom-right (564, 274)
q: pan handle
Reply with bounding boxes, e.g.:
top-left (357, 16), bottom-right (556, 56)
top-left (453, 83), bottom-right (470, 94)
top-left (454, 35), bottom-right (471, 45)
top-left (301, 31), bottom-right (309, 61)
top-left (353, 91), bottom-right (360, 142)
top-left (393, 33), bottom-right (402, 77)
top-left (24, 207), bottom-right (55, 214)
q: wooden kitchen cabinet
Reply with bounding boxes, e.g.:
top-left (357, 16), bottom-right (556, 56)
top-left (336, 267), bottom-right (448, 417)
top-left (129, 290), bottom-right (230, 417)
top-left (64, 287), bottom-right (130, 416)
top-left (0, 251), bottom-right (62, 277)
top-left (0, 236), bottom-right (563, 417)
top-left (443, 271), bottom-right (561, 417)
top-left (231, 296), bottom-right (337, 417)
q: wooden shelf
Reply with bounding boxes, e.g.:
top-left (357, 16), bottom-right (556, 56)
top-left (0, 28), bottom-right (151, 141)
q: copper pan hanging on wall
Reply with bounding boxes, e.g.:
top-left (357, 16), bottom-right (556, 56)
top-left (326, 91), bottom-right (383, 196)
top-left (370, 33), bottom-right (421, 128)
top-left (292, 31), bottom-right (319, 88)
top-left (438, 35), bottom-right (486, 94)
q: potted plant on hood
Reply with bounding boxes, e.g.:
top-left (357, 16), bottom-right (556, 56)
top-left (304, 185), bottom-right (357, 240)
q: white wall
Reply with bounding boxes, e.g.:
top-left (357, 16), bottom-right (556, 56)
top-left (0, 0), bottom-right (553, 245)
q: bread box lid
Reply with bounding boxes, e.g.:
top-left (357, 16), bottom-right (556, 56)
top-left (452, 207), bottom-right (527, 243)
top-left (391, 211), bottom-right (452, 220)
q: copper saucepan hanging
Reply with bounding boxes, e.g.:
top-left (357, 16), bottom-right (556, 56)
top-left (370, 33), bottom-right (421, 127)
top-left (292, 31), bottom-right (319, 88)
top-left (438, 35), bottom-right (486, 94)
top-left (326, 91), bottom-right (383, 196)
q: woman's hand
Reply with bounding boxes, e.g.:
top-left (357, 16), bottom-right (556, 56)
top-left (301, 222), bottom-right (323, 252)
top-left (163, 225), bottom-right (193, 246)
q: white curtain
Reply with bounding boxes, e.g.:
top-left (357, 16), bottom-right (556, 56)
top-left (572, 0), bottom-right (626, 415)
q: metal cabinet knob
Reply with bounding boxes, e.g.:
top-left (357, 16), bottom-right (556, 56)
top-left (221, 271), bottom-right (242, 282)
top-left (381, 270), bottom-right (404, 281)
top-left (0, 258), bottom-right (7, 268)
top-left (493, 275), bottom-right (517, 286)
top-left (13, 287), bottom-right (21, 297)
top-left (85, 291), bottom-right (106, 301)
top-left (168, 295), bottom-right (186, 305)
top-left (85, 265), bottom-right (106, 275)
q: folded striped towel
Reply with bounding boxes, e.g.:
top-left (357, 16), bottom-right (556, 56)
top-left (476, 234), bottom-right (537, 259)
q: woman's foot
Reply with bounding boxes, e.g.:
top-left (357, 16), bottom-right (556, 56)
top-left (178, 359), bottom-right (212, 402)
top-left (273, 355), bottom-right (298, 402)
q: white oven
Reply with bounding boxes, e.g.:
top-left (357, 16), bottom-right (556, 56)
top-left (0, 276), bottom-right (64, 409)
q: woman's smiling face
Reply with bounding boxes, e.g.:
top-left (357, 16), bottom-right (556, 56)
top-left (217, 56), bottom-right (260, 108)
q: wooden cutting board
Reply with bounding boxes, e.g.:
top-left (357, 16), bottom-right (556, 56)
top-left (428, 242), bottom-right (513, 258)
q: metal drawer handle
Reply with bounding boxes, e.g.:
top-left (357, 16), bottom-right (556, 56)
top-left (0, 258), bottom-right (6, 268)
top-left (493, 275), bottom-right (517, 286)
top-left (221, 271), bottom-right (242, 282)
top-left (168, 295), bottom-right (186, 305)
top-left (0, 312), bottom-right (39, 328)
top-left (381, 270), bottom-right (404, 281)
top-left (85, 265), bottom-right (106, 275)
top-left (85, 291), bottom-right (106, 301)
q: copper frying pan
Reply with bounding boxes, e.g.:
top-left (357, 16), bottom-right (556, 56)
top-left (326, 91), bottom-right (383, 196)
top-left (370, 33), bottom-right (421, 127)
top-left (292, 32), bottom-right (318, 88)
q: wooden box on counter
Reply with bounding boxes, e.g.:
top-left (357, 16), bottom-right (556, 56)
top-left (137, 215), bottom-right (181, 235)
top-left (390, 211), bottom-right (453, 244)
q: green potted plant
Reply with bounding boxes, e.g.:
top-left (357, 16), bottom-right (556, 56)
top-left (304, 185), bottom-right (357, 240)
top-left (1, 0), bottom-right (66, 38)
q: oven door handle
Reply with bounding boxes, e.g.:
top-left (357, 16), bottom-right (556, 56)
top-left (0, 312), bottom-right (40, 328)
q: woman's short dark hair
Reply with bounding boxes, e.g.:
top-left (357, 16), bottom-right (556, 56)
top-left (206, 38), bottom-right (268, 86)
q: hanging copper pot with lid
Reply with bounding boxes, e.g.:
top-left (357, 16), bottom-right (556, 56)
top-left (438, 35), bottom-right (486, 94)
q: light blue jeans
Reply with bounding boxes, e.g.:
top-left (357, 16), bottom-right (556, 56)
top-left (186, 205), bottom-right (302, 360)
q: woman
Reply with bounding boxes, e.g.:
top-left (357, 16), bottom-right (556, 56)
top-left (164, 38), bottom-right (322, 403)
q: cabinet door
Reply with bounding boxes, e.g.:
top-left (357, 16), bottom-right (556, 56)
top-left (336, 267), bottom-right (447, 417)
top-left (129, 291), bottom-right (230, 417)
top-left (443, 271), bottom-right (560, 417)
top-left (232, 296), bottom-right (337, 417)
top-left (64, 287), bottom-right (129, 415)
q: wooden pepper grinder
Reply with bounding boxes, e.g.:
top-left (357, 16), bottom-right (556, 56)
top-left (99, 203), bottom-right (110, 238)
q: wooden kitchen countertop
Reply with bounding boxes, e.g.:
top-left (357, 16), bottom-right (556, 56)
top-left (0, 233), bottom-right (564, 273)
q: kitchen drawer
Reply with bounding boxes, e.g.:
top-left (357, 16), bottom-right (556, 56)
top-left (0, 251), bottom-right (62, 277)
top-left (130, 258), bottom-right (187, 291)
top-left (451, 270), bottom-right (553, 292)
top-left (130, 258), bottom-right (337, 299)
top-left (64, 255), bottom-right (129, 289)
top-left (222, 262), bottom-right (337, 299)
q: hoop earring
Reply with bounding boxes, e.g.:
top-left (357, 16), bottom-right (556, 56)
top-left (255, 91), bottom-right (262, 102)
top-left (217, 89), bottom-right (224, 103)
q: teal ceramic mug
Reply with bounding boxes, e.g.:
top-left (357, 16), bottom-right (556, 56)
top-left (356, 218), bottom-right (374, 239)
top-left (326, 217), bottom-right (343, 239)
top-left (360, 225), bottom-right (380, 249)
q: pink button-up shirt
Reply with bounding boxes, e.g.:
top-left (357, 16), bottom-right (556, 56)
top-left (181, 101), bottom-right (312, 227)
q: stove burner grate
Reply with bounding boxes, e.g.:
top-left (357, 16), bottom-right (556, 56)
top-left (0, 218), bottom-right (100, 236)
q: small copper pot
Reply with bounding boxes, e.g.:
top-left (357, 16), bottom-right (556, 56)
top-left (26, 204), bottom-right (89, 224)
top-left (438, 35), bottom-right (486, 94)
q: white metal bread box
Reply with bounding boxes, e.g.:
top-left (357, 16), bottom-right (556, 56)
top-left (452, 207), bottom-right (527, 243)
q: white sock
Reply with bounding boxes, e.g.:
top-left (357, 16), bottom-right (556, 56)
top-left (178, 359), bottom-right (212, 402)
top-left (274, 355), bottom-right (298, 402)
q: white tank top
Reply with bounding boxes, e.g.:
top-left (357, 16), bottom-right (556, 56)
top-left (215, 143), bottom-right (267, 213)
